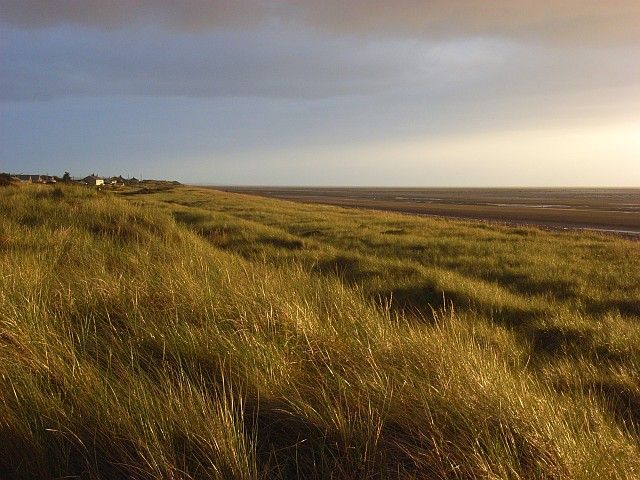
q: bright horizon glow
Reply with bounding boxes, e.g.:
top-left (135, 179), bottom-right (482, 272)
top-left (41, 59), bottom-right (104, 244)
top-left (184, 121), bottom-right (640, 187)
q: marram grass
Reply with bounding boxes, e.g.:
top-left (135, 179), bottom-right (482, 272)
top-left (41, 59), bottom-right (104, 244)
top-left (1, 183), bottom-right (638, 479)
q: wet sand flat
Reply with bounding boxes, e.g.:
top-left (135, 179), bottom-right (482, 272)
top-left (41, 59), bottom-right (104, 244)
top-left (212, 187), bottom-right (640, 235)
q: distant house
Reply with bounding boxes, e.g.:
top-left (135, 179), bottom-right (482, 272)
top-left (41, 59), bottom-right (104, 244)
top-left (107, 176), bottom-right (125, 185)
top-left (83, 175), bottom-right (104, 186)
top-left (15, 174), bottom-right (56, 184)
top-left (16, 175), bottom-right (36, 183)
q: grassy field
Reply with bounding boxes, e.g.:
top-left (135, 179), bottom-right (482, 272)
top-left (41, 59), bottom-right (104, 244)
top-left (1, 183), bottom-right (639, 479)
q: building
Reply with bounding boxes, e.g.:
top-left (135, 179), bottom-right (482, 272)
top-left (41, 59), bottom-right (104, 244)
top-left (107, 176), bottom-right (125, 185)
top-left (83, 175), bottom-right (104, 186)
top-left (15, 174), bottom-right (56, 183)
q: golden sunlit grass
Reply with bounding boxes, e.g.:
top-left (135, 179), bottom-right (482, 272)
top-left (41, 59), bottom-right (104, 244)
top-left (1, 183), bottom-right (638, 479)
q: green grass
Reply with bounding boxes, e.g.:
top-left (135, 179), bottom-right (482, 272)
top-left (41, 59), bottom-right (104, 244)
top-left (1, 183), bottom-right (639, 479)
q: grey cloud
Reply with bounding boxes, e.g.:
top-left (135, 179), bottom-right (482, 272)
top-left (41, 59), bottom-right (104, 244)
top-left (1, 2), bottom-right (637, 103)
top-left (1, 0), bottom-right (639, 43)
top-left (2, 22), bottom-right (636, 103)
top-left (0, 1), bottom-right (270, 29)
top-left (0, 26), bottom-right (526, 101)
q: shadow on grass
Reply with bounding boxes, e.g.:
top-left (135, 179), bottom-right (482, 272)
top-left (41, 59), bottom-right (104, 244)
top-left (591, 380), bottom-right (640, 433)
top-left (243, 400), bottom-right (457, 479)
top-left (297, 229), bottom-right (323, 237)
top-left (529, 325), bottom-right (631, 364)
top-left (258, 236), bottom-right (304, 250)
top-left (480, 271), bottom-right (575, 300)
top-left (380, 283), bottom-right (454, 316)
top-left (530, 326), bottom-right (593, 356)
top-left (173, 211), bottom-right (305, 252)
top-left (88, 219), bottom-right (143, 242)
top-left (245, 398), bottom-right (339, 479)
top-left (0, 407), bottom-right (144, 480)
top-left (312, 255), bottom-right (373, 284)
top-left (172, 210), bottom-right (208, 226)
top-left (377, 282), bottom-right (541, 327)
top-left (120, 186), bottom-right (176, 196)
top-left (587, 298), bottom-right (640, 318)
top-left (555, 378), bottom-right (640, 437)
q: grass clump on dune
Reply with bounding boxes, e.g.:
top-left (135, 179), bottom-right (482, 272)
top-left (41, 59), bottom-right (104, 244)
top-left (1, 184), bottom-right (639, 479)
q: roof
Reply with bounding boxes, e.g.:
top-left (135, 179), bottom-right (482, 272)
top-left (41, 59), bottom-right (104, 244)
top-left (17, 174), bottom-right (40, 181)
top-left (15, 174), bottom-right (56, 182)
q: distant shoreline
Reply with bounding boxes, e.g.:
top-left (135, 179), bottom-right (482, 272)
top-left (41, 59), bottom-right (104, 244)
top-left (209, 186), bottom-right (640, 238)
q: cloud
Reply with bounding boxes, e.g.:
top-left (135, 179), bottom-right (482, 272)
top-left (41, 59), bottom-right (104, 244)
top-left (0, 1), bottom-right (270, 29)
top-left (0, 25), bottom-right (524, 101)
top-left (1, 0), bottom-right (638, 43)
top-left (294, 0), bottom-right (640, 44)
top-left (1, 1), bottom-right (637, 106)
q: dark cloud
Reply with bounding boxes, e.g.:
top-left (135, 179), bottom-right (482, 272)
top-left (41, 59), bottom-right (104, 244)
top-left (2, 1), bottom-right (636, 102)
top-left (0, 1), bottom-right (270, 29)
top-left (1, 0), bottom-right (638, 43)
top-left (0, 25), bottom-right (526, 101)
top-left (2, 20), bottom-right (636, 103)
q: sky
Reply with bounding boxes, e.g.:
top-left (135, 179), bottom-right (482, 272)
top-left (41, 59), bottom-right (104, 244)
top-left (1, 1), bottom-right (639, 186)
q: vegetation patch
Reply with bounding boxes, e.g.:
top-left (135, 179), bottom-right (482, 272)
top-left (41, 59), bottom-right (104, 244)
top-left (1, 184), bottom-right (639, 479)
